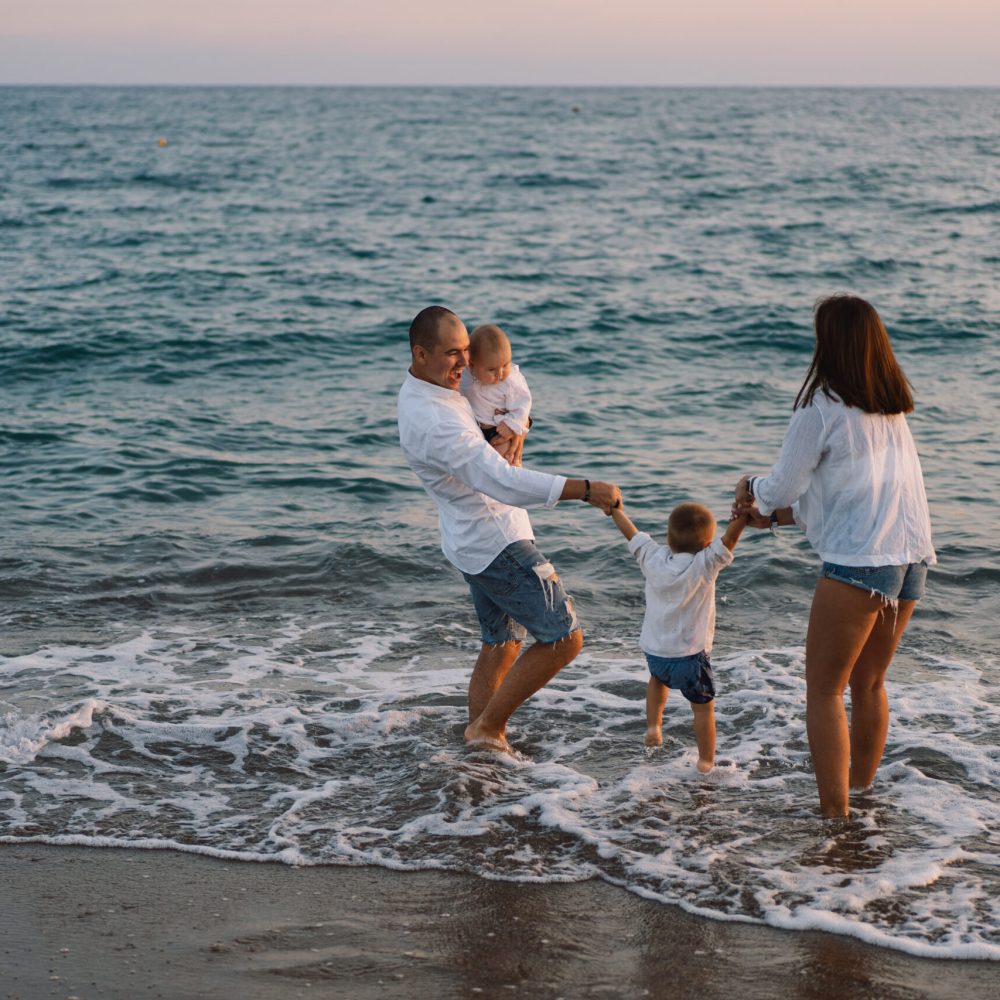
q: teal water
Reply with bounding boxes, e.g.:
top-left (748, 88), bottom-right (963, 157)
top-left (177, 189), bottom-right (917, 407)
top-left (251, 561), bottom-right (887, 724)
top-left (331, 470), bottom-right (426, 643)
top-left (1, 87), bottom-right (998, 957)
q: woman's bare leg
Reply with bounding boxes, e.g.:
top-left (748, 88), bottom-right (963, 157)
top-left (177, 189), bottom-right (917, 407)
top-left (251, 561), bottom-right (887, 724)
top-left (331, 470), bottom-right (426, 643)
top-left (645, 678), bottom-right (668, 746)
top-left (848, 600), bottom-right (916, 789)
top-left (805, 579), bottom-right (884, 817)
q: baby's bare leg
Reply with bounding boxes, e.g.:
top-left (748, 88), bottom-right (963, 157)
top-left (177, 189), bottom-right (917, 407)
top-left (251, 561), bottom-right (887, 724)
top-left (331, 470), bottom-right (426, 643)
top-left (691, 701), bottom-right (716, 772)
top-left (645, 677), bottom-right (668, 746)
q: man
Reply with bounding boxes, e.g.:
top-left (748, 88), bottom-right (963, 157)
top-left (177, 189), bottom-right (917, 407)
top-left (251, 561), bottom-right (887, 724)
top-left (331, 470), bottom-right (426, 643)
top-left (397, 305), bottom-right (621, 752)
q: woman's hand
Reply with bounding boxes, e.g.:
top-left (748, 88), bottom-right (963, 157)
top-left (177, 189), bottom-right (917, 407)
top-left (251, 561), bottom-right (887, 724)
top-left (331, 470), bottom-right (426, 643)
top-left (731, 498), bottom-right (771, 529)
top-left (735, 475), bottom-right (755, 508)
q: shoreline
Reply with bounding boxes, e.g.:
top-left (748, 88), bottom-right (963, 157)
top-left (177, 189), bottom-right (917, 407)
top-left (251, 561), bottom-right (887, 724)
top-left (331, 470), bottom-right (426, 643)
top-left (2, 845), bottom-right (997, 1000)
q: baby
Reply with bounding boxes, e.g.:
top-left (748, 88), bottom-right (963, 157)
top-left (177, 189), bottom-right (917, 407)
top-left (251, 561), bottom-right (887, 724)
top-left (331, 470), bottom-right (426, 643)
top-left (610, 500), bottom-right (747, 772)
top-left (460, 324), bottom-right (532, 447)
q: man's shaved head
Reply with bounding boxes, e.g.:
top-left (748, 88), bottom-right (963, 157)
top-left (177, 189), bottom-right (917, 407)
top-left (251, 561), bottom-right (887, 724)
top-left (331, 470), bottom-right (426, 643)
top-left (409, 305), bottom-right (459, 352)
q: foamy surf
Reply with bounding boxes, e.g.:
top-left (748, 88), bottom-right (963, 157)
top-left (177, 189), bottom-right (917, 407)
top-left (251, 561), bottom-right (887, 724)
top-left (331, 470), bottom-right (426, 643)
top-left (0, 623), bottom-right (997, 960)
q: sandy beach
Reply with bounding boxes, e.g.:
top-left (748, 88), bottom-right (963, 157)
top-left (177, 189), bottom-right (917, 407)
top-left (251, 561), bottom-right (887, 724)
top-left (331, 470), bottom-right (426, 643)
top-left (1, 845), bottom-right (995, 1000)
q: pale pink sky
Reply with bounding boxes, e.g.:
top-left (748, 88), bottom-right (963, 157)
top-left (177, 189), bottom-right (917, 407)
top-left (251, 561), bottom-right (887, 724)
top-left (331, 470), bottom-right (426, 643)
top-left (2, 1), bottom-right (998, 84)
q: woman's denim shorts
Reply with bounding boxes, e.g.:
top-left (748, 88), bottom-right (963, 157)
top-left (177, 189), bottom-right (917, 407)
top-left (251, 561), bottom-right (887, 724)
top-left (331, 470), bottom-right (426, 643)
top-left (821, 560), bottom-right (928, 603)
top-left (462, 540), bottom-right (579, 645)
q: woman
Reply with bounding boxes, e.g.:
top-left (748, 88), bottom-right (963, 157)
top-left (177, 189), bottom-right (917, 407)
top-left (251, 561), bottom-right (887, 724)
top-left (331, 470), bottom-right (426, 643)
top-left (735, 295), bottom-right (935, 817)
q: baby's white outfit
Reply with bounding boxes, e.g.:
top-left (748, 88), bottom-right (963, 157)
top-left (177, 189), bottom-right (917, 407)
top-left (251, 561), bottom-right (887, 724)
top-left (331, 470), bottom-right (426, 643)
top-left (460, 364), bottom-right (532, 437)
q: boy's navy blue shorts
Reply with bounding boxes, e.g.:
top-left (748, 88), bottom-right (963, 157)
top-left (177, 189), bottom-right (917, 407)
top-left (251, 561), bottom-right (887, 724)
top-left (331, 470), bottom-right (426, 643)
top-left (644, 650), bottom-right (715, 704)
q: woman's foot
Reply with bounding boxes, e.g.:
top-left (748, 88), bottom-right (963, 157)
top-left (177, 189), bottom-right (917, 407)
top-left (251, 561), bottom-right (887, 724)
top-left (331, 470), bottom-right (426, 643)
top-left (644, 726), bottom-right (663, 747)
top-left (696, 758), bottom-right (714, 774)
top-left (464, 718), bottom-right (512, 753)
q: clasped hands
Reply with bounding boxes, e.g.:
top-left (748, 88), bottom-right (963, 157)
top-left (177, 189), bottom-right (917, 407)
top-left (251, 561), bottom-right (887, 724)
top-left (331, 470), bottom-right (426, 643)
top-left (732, 474), bottom-right (774, 529)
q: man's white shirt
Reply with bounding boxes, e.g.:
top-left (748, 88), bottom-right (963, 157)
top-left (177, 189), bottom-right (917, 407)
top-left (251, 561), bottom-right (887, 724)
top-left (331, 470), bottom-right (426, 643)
top-left (398, 372), bottom-right (564, 575)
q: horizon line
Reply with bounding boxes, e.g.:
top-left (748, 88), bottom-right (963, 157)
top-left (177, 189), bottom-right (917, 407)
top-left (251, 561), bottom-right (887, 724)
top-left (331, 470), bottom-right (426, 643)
top-left (1, 81), bottom-right (998, 89)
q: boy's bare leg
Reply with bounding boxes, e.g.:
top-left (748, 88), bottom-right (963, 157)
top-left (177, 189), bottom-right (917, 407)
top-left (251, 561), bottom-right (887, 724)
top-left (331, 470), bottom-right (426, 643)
top-left (805, 579), bottom-right (883, 817)
top-left (468, 641), bottom-right (523, 723)
top-left (848, 599), bottom-right (916, 789)
top-left (465, 629), bottom-right (583, 751)
top-left (645, 678), bottom-right (668, 746)
top-left (691, 701), bottom-right (716, 772)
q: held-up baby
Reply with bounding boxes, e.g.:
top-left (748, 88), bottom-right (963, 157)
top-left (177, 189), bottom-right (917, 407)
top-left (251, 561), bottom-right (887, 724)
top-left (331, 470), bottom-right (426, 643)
top-left (460, 324), bottom-right (532, 452)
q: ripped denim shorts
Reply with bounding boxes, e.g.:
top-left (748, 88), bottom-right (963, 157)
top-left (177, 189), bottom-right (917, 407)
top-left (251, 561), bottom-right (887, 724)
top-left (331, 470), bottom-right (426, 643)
top-left (462, 540), bottom-right (579, 645)
top-left (821, 560), bottom-right (928, 603)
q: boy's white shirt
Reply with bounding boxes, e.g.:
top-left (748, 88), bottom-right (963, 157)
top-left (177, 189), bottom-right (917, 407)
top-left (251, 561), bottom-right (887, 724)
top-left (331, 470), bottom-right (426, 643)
top-left (627, 533), bottom-right (734, 657)
top-left (460, 364), bottom-right (533, 436)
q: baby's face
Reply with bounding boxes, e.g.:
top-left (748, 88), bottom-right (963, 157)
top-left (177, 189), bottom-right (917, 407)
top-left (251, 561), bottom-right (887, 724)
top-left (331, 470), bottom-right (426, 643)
top-left (469, 346), bottom-right (512, 385)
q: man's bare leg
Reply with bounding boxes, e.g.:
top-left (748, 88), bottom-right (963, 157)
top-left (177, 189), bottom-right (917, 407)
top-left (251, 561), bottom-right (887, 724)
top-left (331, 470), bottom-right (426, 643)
top-left (468, 641), bottom-right (522, 723)
top-left (464, 629), bottom-right (583, 750)
top-left (645, 677), bottom-right (668, 746)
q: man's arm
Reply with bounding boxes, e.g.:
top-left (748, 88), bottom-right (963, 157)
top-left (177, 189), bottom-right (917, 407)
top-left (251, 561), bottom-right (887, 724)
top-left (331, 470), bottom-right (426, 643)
top-left (430, 409), bottom-right (619, 512)
top-left (560, 478), bottom-right (621, 515)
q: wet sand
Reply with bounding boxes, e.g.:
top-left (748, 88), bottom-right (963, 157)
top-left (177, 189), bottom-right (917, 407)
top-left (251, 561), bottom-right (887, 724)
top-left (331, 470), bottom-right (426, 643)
top-left (1, 845), bottom-right (995, 1000)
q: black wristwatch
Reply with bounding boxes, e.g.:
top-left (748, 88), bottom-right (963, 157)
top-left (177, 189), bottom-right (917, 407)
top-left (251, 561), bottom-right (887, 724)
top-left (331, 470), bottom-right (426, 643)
top-left (582, 479), bottom-right (591, 503)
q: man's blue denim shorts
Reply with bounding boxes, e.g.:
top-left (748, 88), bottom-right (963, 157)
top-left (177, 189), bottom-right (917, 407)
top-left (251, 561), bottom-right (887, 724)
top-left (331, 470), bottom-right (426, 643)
top-left (462, 540), bottom-right (579, 645)
top-left (821, 560), bottom-right (928, 603)
top-left (644, 650), bottom-right (715, 704)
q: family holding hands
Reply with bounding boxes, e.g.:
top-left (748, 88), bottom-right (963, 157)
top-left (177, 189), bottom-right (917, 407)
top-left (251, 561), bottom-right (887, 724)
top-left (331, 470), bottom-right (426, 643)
top-left (397, 298), bottom-right (935, 818)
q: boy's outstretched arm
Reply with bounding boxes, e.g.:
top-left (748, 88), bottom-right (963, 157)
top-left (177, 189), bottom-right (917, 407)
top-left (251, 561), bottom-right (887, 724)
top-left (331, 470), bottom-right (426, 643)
top-left (610, 503), bottom-right (639, 542)
top-left (722, 512), bottom-right (749, 551)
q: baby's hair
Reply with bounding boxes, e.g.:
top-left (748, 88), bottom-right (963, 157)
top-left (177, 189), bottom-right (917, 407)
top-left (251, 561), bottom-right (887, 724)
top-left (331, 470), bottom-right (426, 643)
top-left (668, 503), bottom-right (716, 554)
top-left (469, 324), bottom-right (511, 359)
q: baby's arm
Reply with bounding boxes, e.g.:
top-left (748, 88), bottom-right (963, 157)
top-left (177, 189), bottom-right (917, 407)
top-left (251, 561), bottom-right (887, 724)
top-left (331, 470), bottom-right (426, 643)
top-left (610, 504), bottom-right (639, 542)
top-left (721, 513), bottom-right (749, 551)
top-left (497, 366), bottom-right (532, 437)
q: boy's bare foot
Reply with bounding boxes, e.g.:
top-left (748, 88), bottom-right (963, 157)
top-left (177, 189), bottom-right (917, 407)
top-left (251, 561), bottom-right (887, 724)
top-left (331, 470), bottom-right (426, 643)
top-left (464, 719), bottom-right (512, 754)
top-left (696, 758), bottom-right (714, 774)
top-left (644, 727), bottom-right (663, 747)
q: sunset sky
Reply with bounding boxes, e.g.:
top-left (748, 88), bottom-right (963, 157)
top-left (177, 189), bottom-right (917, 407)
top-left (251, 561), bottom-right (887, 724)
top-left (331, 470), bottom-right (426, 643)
top-left (2, 1), bottom-right (998, 85)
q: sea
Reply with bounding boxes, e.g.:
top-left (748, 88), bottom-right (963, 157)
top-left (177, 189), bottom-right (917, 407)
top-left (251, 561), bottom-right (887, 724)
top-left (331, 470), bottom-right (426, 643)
top-left (1, 86), bottom-right (998, 961)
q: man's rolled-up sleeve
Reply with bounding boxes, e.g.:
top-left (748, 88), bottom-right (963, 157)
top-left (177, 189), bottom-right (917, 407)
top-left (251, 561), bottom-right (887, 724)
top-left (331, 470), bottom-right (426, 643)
top-left (431, 411), bottom-right (564, 508)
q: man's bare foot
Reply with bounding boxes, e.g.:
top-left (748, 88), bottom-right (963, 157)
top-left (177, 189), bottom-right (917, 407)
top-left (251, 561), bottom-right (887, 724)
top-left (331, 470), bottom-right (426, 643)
top-left (696, 758), bottom-right (714, 774)
top-left (644, 727), bottom-right (663, 747)
top-left (464, 719), bottom-right (512, 754)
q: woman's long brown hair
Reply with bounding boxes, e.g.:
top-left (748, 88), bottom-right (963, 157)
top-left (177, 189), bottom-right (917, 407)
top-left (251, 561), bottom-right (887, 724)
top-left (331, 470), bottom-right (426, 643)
top-left (794, 295), bottom-right (914, 414)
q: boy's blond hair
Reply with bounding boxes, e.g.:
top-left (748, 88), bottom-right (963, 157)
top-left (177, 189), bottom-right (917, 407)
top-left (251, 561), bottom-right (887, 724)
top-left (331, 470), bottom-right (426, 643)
top-left (667, 503), bottom-right (716, 555)
top-left (469, 324), bottom-right (511, 360)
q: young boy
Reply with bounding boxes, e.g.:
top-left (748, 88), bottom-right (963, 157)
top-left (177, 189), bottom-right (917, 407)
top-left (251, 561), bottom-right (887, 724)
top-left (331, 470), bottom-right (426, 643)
top-left (460, 324), bottom-right (532, 447)
top-left (610, 501), bottom-right (747, 772)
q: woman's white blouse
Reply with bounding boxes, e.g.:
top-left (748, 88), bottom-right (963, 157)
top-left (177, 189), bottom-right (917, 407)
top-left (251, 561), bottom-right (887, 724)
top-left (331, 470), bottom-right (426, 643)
top-left (753, 393), bottom-right (936, 567)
